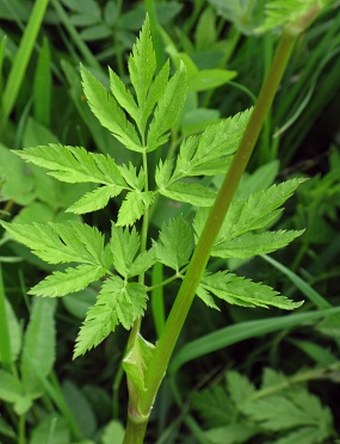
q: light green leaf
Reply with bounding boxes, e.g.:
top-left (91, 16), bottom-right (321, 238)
top-left (0, 143), bottom-right (35, 205)
top-left (66, 185), bottom-right (123, 214)
top-left (128, 15), bottom-right (156, 107)
top-left (21, 298), bottom-right (56, 398)
top-left (141, 60), bottom-right (170, 133)
top-left (128, 249), bottom-right (156, 277)
top-left (1, 221), bottom-right (107, 266)
top-left (194, 178), bottom-right (305, 243)
top-left (118, 162), bottom-right (145, 190)
top-left (160, 181), bottom-right (216, 207)
top-left (109, 225), bottom-right (140, 277)
top-left (154, 216), bottom-right (194, 271)
top-left (123, 334), bottom-right (155, 409)
top-left (29, 264), bottom-right (107, 297)
top-left (174, 109), bottom-right (251, 177)
top-left (190, 68), bottom-right (236, 92)
top-left (212, 230), bottom-right (304, 259)
top-left (109, 221), bottom-right (155, 278)
top-left (74, 277), bottom-right (147, 358)
top-left (117, 191), bottom-right (155, 226)
top-left (147, 63), bottom-right (187, 152)
top-left (81, 65), bottom-right (143, 152)
top-left (155, 158), bottom-right (174, 188)
top-left (1, 221), bottom-right (107, 265)
top-left (109, 67), bottom-right (139, 122)
top-left (221, 179), bottom-right (305, 240)
top-left (102, 420), bottom-right (124, 444)
top-left (195, 285), bottom-right (220, 310)
top-left (15, 144), bottom-right (125, 185)
top-left (198, 271), bottom-right (303, 310)
top-left (0, 370), bottom-right (23, 403)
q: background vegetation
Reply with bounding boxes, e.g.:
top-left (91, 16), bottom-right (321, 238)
top-left (0, 1), bottom-right (339, 443)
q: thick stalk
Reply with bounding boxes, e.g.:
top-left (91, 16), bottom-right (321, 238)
top-left (123, 150), bottom-right (150, 443)
top-left (123, 414), bottom-right (148, 444)
top-left (141, 31), bottom-right (297, 416)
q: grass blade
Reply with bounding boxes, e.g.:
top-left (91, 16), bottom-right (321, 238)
top-left (1, 0), bottom-right (49, 125)
top-left (33, 36), bottom-right (51, 127)
top-left (261, 254), bottom-right (331, 309)
top-left (169, 307), bottom-right (340, 373)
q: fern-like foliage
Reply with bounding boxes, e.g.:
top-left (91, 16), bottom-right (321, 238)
top-left (192, 368), bottom-right (335, 444)
top-left (1, 15), bottom-right (305, 359)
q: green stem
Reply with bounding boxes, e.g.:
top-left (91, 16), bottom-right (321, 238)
top-left (141, 30), bottom-right (297, 416)
top-left (18, 414), bottom-right (26, 444)
top-left (123, 415), bottom-right (148, 444)
top-left (124, 150), bottom-right (151, 440)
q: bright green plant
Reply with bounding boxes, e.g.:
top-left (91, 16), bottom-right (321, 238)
top-left (0, 2), bottom-right (328, 442)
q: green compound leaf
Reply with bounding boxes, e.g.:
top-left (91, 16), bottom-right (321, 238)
top-left (117, 190), bottom-right (155, 226)
top-left (15, 144), bottom-right (126, 185)
top-left (147, 63), bottom-right (187, 152)
top-left (243, 389), bottom-right (333, 435)
top-left (154, 216), bottom-right (194, 272)
top-left (1, 221), bottom-right (107, 266)
top-left (74, 276), bottom-right (147, 358)
top-left (109, 225), bottom-right (155, 278)
top-left (221, 178), bottom-right (306, 239)
top-left (128, 15), bottom-right (156, 108)
top-left (81, 65), bottom-right (143, 152)
top-left (160, 181), bottom-right (216, 207)
top-left (212, 230), bottom-right (304, 259)
top-left (192, 367), bottom-right (334, 443)
top-left (198, 271), bottom-right (303, 310)
top-left (66, 185), bottom-right (123, 214)
top-left (174, 109), bottom-right (251, 177)
top-left (29, 264), bottom-right (107, 297)
top-left (195, 178), bottom-right (306, 243)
